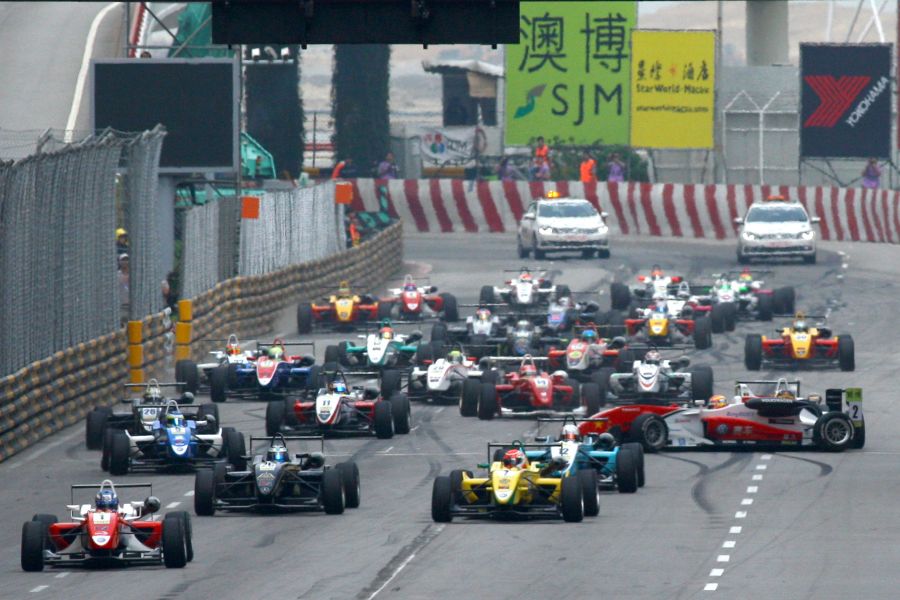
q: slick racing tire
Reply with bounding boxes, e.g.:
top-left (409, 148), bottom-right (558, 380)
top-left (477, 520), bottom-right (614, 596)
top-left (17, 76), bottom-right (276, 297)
top-left (21, 521), bottom-right (45, 572)
top-left (324, 345), bottom-right (341, 365)
top-left (757, 293), bottom-right (774, 321)
top-left (813, 412), bottom-right (854, 452)
top-left (556, 285), bottom-right (572, 301)
top-left (615, 447), bottom-right (639, 493)
top-left (744, 334), bottom-right (763, 370)
top-left (194, 468), bottom-right (216, 516)
top-left (210, 364), bottom-right (228, 403)
top-left (162, 515), bottom-right (187, 568)
top-left (101, 428), bottom-right (115, 472)
top-left (322, 468), bottom-right (346, 515)
top-left (108, 432), bottom-right (131, 476)
top-left (610, 282), bottom-right (631, 311)
top-left (439, 293), bottom-right (459, 322)
top-left (560, 475), bottom-right (584, 523)
top-left (838, 335), bottom-right (855, 371)
top-left (31, 514), bottom-right (58, 550)
top-left (851, 419), bottom-right (866, 450)
top-left (305, 365), bottom-right (323, 394)
top-left (629, 413), bottom-right (668, 453)
top-left (337, 461), bottom-right (361, 508)
top-left (592, 367), bottom-right (614, 406)
top-left (165, 511), bottom-right (194, 562)
top-left (690, 366), bottom-right (714, 401)
top-left (297, 303), bottom-right (314, 334)
top-left (710, 303), bottom-right (727, 334)
top-left (223, 428), bottom-right (247, 471)
top-left (199, 403), bottom-right (219, 428)
top-left (581, 383), bottom-right (602, 416)
top-left (774, 286), bottom-right (796, 314)
top-left (449, 469), bottom-right (473, 504)
top-left (477, 383), bottom-right (498, 420)
top-left (265, 399), bottom-right (286, 437)
top-left (479, 285), bottom-right (495, 305)
top-left (724, 303), bottom-right (737, 332)
top-left (415, 343), bottom-right (435, 365)
top-left (175, 359), bottom-right (199, 395)
top-left (85, 406), bottom-right (111, 450)
top-left (693, 316), bottom-right (713, 349)
top-left (517, 236), bottom-right (530, 259)
top-left (578, 470), bottom-right (600, 517)
top-left (460, 378), bottom-right (480, 417)
top-left (377, 302), bottom-right (393, 321)
top-left (374, 401), bottom-right (394, 439)
top-left (381, 370), bottom-right (403, 397)
top-left (622, 442), bottom-right (645, 487)
top-left (431, 476), bottom-right (453, 523)
top-left (430, 323), bottom-right (448, 344)
top-left (390, 392), bottom-right (411, 434)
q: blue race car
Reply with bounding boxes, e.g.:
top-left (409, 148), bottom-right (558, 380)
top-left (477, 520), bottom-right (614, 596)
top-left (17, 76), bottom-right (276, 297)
top-left (209, 339), bottom-right (322, 402)
top-left (105, 400), bottom-right (247, 475)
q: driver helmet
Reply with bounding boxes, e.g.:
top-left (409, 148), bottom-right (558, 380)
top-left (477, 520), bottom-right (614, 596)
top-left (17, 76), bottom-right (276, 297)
top-left (516, 319), bottom-right (533, 332)
top-left (644, 350), bottom-right (661, 365)
top-left (144, 386), bottom-right (162, 402)
top-left (582, 329), bottom-right (598, 343)
top-left (165, 410), bottom-right (185, 428)
top-left (654, 300), bottom-right (667, 313)
top-left (793, 320), bottom-right (808, 333)
top-left (379, 326), bottom-right (394, 340)
top-left (448, 349), bottom-right (463, 364)
top-left (650, 264), bottom-right (664, 278)
top-left (739, 269), bottom-right (754, 282)
top-left (268, 345), bottom-right (285, 360)
top-left (338, 280), bottom-right (351, 295)
top-left (332, 381), bottom-right (348, 394)
top-left (226, 342), bottom-right (241, 356)
top-left (502, 448), bottom-right (527, 469)
top-left (521, 363), bottom-right (537, 377)
top-left (677, 288), bottom-right (690, 299)
top-left (95, 489), bottom-right (119, 511)
top-left (403, 281), bottom-right (417, 292)
top-left (558, 297), bottom-right (571, 308)
top-left (560, 424), bottom-right (580, 442)
top-left (776, 389), bottom-right (795, 400)
top-left (596, 432), bottom-right (616, 450)
top-left (266, 444), bottom-right (289, 463)
top-left (475, 308), bottom-right (491, 321)
top-left (519, 269), bottom-right (532, 281)
top-left (708, 394), bottom-right (728, 409)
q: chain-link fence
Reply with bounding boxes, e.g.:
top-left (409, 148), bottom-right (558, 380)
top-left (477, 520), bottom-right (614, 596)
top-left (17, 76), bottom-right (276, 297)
top-left (0, 128), bottom-right (166, 377)
top-left (237, 181), bottom-right (345, 277)
top-left (123, 127), bottom-right (167, 319)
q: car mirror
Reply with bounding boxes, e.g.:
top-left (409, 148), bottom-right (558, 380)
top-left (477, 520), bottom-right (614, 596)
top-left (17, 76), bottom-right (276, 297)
top-left (144, 496), bottom-right (161, 513)
top-left (811, 217), bottom-right (821, 224)
top-left (522, 213), bottom-right (535, 220)
top-left (734, 217), bottom-right (744, 225)
top-left (477, 462), bottom-right (490, 469)
top-left (610, 336), bottom-right (627, 349)
top-left (204, 414), bottom-right (217, 425)
top-left (600, 211), bottom-right (609, 219)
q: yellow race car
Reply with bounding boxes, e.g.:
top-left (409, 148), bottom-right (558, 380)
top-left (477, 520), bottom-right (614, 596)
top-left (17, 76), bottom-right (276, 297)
top-left (296, 280), bottom-right (390, 333)
top-left (744, 312), bottom-right (854, 371)
top-left (431, 443), bottom-right (588, 523)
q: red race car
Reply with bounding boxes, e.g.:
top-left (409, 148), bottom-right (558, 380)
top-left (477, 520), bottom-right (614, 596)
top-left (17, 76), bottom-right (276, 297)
top-left (379, 274), bottom-right (459, 321)
top-left (476, 355), bottom-right (587, 420)
top-left (21, 480), bottom-right (191, 571)
top-left (297, 280), bottom-right (386, 333)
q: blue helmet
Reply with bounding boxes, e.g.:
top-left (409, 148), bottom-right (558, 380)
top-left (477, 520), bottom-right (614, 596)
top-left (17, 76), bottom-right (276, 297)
top-left (333, 381), bottom-right (348, 394)
top-left (96, 489), bottom-right (118, 511)
top-left (266, 445), bottom-right (288, 463)
top-left (582, 329), bottom-right (598, 342)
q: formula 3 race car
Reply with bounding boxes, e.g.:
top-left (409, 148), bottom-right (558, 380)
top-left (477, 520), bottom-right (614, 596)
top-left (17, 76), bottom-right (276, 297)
top-left (479, 267), bottom-right (571, 309)
top-left (616, 302), bottom-right (712, 349)
top-left (208, 340), bottom-right (322, 402)
top-left (21, 480), bottom-right (191, 571)
top-left (431, 442), bottom-right (589, 523)
top-left (297, 280), bottom-right (388, 333)
top-left (609, 265), bottom-right (691, 311)
top-left (744, 313), bottom-right (854, 371)
top-left (546, 326), bottom-right (629, 383)
top-left (330, 320), bottom-right (427, 373)
top-left (407, 346), bottom-right (486, 405)
top-left (104, 399), bottom-right (246, 475)
top-left (603, 348), bottom-right (713, 406)
top-left (194, 434), bottom-right (360, 515)
top-left (174, 334), bottom-right (259, 394)
top-left (693, 270), bottom-right (796, 333)
top-left (379, 274), bottom-right (459, 321)
top-left (580, 381), bottom-right (865, 453)
top-left (265, 370), bottom-right (410, 439)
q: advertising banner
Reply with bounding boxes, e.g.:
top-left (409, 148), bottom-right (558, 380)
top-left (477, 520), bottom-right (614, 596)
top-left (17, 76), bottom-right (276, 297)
top-left (505, 1), bottom-right (637, 146)
top-left (800, 43), bottom-right (891, 159)
top-left (629, 30), bottom-right (715, 149)
top-left (420, 127), bottom-right (488, 168)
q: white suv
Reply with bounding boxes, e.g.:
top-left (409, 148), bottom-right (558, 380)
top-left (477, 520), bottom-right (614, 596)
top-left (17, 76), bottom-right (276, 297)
top-left (517, 196), bottom-right (610, 259)
top-left (735, 198), bottom-right (819, 264)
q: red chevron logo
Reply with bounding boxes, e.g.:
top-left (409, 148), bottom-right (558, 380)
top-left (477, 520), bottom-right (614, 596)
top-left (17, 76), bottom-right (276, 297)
top-left (804, 75), bottom-right (870, 127)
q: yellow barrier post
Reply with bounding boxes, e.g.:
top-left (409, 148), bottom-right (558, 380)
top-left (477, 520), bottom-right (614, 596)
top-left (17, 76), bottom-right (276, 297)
top-left (175, 299), bottom-right (193, 362)
top-left (127, 321), bottom-right (144, 383)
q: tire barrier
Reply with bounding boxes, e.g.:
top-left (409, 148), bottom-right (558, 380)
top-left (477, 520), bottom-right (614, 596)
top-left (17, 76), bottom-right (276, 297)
top-left (349, 178), bottom-right (900, 243)
top-left (0, 330), bottom-right (126, 462)
top-left (189, 221), bottom-right (403, 360)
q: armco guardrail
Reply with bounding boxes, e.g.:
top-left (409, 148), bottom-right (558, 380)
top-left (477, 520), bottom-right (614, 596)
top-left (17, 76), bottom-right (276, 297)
top-left (190, 221), bottom-right (403, 358)
top-left (0, 221), bottom-right (402, 463)
top-left (349, 178), bottom-right (900, 243)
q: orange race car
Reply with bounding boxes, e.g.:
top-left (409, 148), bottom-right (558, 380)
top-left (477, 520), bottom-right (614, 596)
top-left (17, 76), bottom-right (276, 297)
top-left (744, 312), bottom-right (855, 371)
top-left (297, 281), bottom-right (389, 333)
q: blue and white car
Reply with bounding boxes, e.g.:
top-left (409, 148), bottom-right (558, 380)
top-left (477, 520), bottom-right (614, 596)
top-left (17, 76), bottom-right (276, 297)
top-left (105, 400), bottom-right (246, 475)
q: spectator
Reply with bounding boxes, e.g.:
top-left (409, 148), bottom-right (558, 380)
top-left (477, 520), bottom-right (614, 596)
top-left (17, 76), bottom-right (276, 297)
top-left (162, 270), bottom-right (179, 313)
top-left (497, 157), bottom-right (524, 181)
top-left (377, 152), bottom-right (399, 179)
top-left (532, 157), bottom-right (551, 181)
top-left (862, 157), bottom-right (881, 189)
top-left (533, 136), bottom-right (550, 167)
top-left (139, 50), bottom-right (152, 58)
top-left (606, 152), bottom-right (626, 183)
top-left (579, 151), bottom-right (598, 183)
top-left (116, 228), bottom-right (129, 255)
top-left (332, 157), bottom-right (357, 179)
top-left (347, 214), bottom-right (362, 248)
top-left (118, 253), bottom-right (130, 326)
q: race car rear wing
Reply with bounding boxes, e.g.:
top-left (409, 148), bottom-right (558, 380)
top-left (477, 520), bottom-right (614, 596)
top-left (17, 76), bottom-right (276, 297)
top-left (256, 341), bottom-right (316, 353)
top-left (70, 482), bottom-right (153, 505)
top-left (249, 433), bottom-right (325, 456)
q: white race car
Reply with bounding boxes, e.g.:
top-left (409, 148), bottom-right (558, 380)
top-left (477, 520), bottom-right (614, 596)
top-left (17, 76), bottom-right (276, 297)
top-left (407, 348), bottom-right (486, 405)
top-left (605, 350), bottom-right (713, 404)
top-left (479, 267), bottom-right (571, 308)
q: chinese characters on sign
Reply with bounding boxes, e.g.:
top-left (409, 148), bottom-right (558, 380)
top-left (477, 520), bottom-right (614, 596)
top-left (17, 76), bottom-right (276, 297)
top-left (505, 1), bottom-right (637, 146)
top-left (629, 30), bottom-right (716, 149)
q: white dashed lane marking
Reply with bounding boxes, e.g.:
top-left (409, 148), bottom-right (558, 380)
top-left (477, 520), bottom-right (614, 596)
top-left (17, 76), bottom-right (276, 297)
top-left (709, 569), bottom-right (724, 577)
top-left (752, 474), bottom-right (763, 481)
top-left (716, 555), bottom-right (730, 563)
top-left (722, 541), bottom-right (736, 549)
top-left (704, 583), bottom-right (719, 591)
top-left (30, 586), bottom-right (48, 593)
top-left (747, 486), bottom-right (758, 493)
top-left (166, 502), bottom-right (181, 509)
top-left (735, 511), bottom-right (747, 519)
top-left (730, 526), bottom-right (742, 534)
top-left (184, 490), bottom-right (194, 497)
top-left (755, 464), bottom-right (767, 470)
top-left (741, 498), bottom-right (754, 505)
top-left (54, 572), bottom-right (69, 579)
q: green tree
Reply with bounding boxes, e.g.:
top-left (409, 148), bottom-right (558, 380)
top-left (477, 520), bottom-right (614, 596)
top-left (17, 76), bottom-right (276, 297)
top-left (332, 45), bottom-right (391, 175)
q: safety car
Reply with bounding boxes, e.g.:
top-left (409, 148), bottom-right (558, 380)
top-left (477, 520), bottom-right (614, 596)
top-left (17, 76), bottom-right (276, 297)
top-left (516, 193), bottom-right (611, 259)
top-left (735, 195), bottom-right (819, 264)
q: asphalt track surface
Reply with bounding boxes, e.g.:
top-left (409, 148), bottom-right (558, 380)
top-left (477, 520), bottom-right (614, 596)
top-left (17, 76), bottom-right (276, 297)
top-left (2, 232), bottom-right (899, 599)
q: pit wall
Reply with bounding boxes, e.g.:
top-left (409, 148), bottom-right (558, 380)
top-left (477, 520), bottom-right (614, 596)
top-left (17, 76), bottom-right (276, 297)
top-left (349, 179), bottom-right (899, 243)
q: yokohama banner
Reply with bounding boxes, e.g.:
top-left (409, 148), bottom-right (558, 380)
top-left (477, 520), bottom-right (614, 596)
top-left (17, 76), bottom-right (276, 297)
top-left (349, 178), bottom-right (900, 244)
top-left (800, 43), bottom-right (892, 159)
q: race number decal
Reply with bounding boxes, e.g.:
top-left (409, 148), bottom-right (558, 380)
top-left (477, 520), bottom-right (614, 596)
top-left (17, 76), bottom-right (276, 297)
top-left (846, 388), bottom-right (863, 425)
top-left (93, 512), bottom-right (112, 524)
top-left (141, 407), bottom-right (159, 419)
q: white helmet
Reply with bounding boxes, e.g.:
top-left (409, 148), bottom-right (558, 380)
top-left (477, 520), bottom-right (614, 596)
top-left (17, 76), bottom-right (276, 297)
top-left (560, 424), bottom-right (580, 442)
